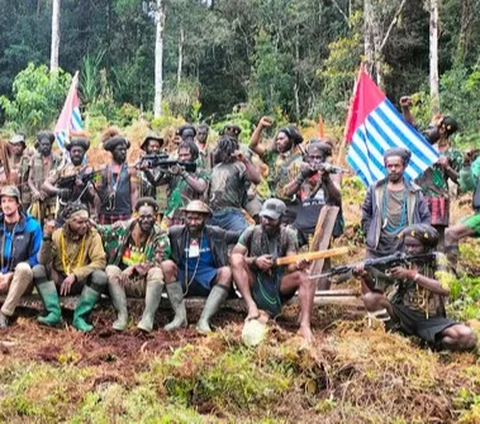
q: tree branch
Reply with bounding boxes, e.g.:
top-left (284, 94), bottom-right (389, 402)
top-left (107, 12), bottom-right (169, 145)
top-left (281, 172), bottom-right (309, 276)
top-left (331, 0), bottom-right (350, 27)
top-left (378, 0), bottom-right (408, 52)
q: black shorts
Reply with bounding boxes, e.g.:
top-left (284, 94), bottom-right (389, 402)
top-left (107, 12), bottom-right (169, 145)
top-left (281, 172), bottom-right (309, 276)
top-left (389, 303), bottom-right (457, 344)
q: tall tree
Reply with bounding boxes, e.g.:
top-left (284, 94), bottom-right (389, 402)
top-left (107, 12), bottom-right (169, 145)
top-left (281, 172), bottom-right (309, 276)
top-left (50, 0), bottom-right (61, 71)
top-left (429, 0), bottom-right (439, 112)
top-left (154, 0), bottom-right (164, 117)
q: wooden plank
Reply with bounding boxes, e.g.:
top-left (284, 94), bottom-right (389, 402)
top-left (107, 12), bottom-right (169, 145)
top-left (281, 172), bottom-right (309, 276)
top-left (309, 205), bottom-right (340, 289)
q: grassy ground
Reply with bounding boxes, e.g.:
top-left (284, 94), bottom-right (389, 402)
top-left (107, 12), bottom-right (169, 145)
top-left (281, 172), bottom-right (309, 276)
top-left (1, 122), bottom-right (480, 422)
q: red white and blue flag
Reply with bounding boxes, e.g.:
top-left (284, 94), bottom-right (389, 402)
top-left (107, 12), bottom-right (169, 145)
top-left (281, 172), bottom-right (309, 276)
top-left (345, 70), bottom-right (439, 186)
top-left (54, 71), bottom-right (83, 151)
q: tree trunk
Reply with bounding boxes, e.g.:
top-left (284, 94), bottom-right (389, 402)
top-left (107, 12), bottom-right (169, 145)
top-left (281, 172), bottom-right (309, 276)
top-left (154, 0), bottom-right (165, 117)
top-left (50, 0), bottom-right (61, 71)
top-left (454, 0), bottom-right (475, 67)
top-left (177, 25), bottom-right (184, 87)
top-left (364, 0), bottom-right (374, 75)
top-left (429, 0), bottom-right (440, 113)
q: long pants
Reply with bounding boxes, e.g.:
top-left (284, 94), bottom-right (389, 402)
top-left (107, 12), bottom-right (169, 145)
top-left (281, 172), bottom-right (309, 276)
top-left (106, 265), bottom-right (164, 297)
top-left (1, 262), bottom-right (33, 316)
top-left (32, 265), bottom-right (107, 295)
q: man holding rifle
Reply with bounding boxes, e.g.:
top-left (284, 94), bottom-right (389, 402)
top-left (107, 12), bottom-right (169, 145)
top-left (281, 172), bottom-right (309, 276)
top-left (356, 224), bottom-right (476, 351)
top-left (230, 199), bottom-right (314, 342)
top-left (42, 132), bottom-right (97, 220)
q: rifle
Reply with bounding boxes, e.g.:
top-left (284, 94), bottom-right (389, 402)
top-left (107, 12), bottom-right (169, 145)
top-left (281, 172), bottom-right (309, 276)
top-left (57, 169), bottom-right (103, 190)
top-left (314, 162), bottom-right (348, 174)
top-left (275, 247), bottom-right (349, 266)
top-left (137, 152), bottom-right (197, 173)
top-left (309, 251), bottom-right (436, 280)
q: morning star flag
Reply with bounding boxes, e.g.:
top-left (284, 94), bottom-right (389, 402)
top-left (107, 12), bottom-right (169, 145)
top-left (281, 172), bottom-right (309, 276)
top-left (345, 70), bottom-right (439, 187)
top-left (54, 71), bottom-right (83, 151)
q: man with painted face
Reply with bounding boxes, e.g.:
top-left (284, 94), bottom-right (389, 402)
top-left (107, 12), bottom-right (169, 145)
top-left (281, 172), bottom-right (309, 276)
top-left (98, 197), bottom-right (171, 333)
top-left (163, 200), bottom-right (240, 333)
top-left (230, 199), bottom-right (315, 342)
top-left (0, 186), bottom-right (42, 327)
top-left (358, 224), bottom-right (476, 351)
top-left (28, 131), bottom-right (61, 223)
top-left (42, 132), bottom-right (96, 219)
top-left (361, 147), bottom-right (430, 258)
top-left (96, 128), bottom-right (139, 224)
top-left (249, 117), bottom-right (304, 222)
top-left (33, 202), bottom-right (107, 331)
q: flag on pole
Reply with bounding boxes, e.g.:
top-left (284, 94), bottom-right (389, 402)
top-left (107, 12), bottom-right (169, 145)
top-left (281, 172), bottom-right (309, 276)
top-left (54, 71), bottom-right (83, 151)
top-left (345, 70), bottom-right (439, 187)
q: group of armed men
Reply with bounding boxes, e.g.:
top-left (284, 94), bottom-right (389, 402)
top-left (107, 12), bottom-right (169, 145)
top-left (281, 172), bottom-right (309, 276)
top-left (0, 98), bottom-right (478, 349)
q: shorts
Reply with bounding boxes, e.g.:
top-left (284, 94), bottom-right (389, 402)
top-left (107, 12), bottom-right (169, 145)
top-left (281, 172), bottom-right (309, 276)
top-left (424, 196), bottom-right (449, 227)
top-left (462, 213), bottom-right (480, 237)
top-left (252, 269), bottom-right (295, 318)
top-left (389, 303), bottom-right (456, 345)
top-left (178, 266), bottom-right (218, 297)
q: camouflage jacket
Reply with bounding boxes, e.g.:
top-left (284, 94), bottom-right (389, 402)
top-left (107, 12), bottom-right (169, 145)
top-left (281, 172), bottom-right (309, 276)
top-left (97, 219), bottom-right (171, 266)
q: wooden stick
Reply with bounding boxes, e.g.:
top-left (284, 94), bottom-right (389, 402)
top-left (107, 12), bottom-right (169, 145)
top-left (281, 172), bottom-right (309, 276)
top-left (275, 246), bottom-right (349, 266)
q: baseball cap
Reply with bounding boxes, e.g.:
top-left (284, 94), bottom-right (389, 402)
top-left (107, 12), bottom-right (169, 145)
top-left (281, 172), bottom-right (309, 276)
top-left (259, 199), bottom-right (286, 220)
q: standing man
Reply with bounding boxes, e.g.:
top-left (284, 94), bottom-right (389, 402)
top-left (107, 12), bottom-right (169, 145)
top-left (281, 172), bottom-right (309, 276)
top-left (98, 198), bottom-right (171, 333)
top-left (230, 199), bottom-right (314, 342)
top-left (28, 131), bottom-right (61, 223)
top-left (195, 123), bottom-right (212, 170)
top-left (138, 133), bottom-right (165, 199)
top-left (209, 136), bottom-right (261, 232)
top-left (362, 148), bottom-right (430, 258)
top-left (164, 200), bottom-right (240, 333)
top-left (96, 128), bottom-right (139, 224)
top-left (33, 202), bottom-right (108, 332)
top-left (42, 133), bottom-right (96, 219)
top-left (249, 118), bottom-right (304, 222)
top-left (359, 224), bottom-right (476, 351)
top-left (0, 186), bottom-right (42, 327)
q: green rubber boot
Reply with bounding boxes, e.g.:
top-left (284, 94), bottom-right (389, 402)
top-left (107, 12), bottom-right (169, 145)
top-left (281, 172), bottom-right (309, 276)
top-left (196, 285), bottom-right (229, 334)
top-left (108, 281), bottom-right (128, 331)
top-left (73, 285), bottom-right (101, 332)
top-left (36, 280), bottom-right (63, 327)
top-left (164, 281), bottom-right (187, 331)
top-left (137, 281), bottom-right (164, 333)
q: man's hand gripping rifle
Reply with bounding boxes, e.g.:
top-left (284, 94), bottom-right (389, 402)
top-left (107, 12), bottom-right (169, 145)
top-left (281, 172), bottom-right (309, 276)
top-left (137, 152), bottom-right (197, 173)
top-left (309, 251), bottom-right (436, 281)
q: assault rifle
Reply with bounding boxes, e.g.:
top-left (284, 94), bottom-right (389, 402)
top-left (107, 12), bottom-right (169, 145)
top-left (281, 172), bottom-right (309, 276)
top-left (137, 152), bottom-right (197, 173)
top-left (309, 251), bottom-right (436, 280)
top-left (314, 162), bottom-right (348, 174)
top-left (57, 169), bottom-right (103, 190)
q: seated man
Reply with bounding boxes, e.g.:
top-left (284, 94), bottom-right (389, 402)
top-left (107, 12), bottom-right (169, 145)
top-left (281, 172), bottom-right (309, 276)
top-left (230, 199), bottom-right (314, 342)
top-left (33, 203), bottom-right (108, 332)
top-left (97, 197), bottom-right (171, 333)
top-left (163, 200), bottom-right (239, 333)
top-left (0, 186), bottom-right (42, 327)
top-left (358, 224), bottom-right (476, 351)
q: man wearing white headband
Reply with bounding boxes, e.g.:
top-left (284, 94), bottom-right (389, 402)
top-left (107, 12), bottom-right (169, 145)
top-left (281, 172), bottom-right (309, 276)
top-left (32, 202), bottom-right (108, 332)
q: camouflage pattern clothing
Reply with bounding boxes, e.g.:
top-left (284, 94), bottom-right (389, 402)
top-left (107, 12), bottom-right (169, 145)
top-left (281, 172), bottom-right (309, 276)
top-left (97, 219), bottom-right (171, 267)
top-left (210, 162), bottom-right (250, 212)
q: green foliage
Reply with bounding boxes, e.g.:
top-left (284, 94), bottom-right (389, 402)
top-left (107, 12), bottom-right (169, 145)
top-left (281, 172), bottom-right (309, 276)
top-left (0, 63), bottom-right (71, 134)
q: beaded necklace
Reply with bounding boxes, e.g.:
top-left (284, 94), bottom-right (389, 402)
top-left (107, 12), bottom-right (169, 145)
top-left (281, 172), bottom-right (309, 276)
top-left (60, 231), bottom-right (86, 275)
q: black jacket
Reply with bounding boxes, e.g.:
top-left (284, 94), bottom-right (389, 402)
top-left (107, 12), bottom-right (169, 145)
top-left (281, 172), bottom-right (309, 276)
top-left (168, 225), bottom-right (241, 268)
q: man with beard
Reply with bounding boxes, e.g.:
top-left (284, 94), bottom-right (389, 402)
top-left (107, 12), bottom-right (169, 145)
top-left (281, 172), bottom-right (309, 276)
top-left (249, 118), bottom-right (304, 223)
top-left (163, 200), bottom-right (240, 333)
top-left (96, 128), bottom-right (139, 224)
top-left (195, 123), bottom-right (212, 170)
top-left (138, 133), bottom-right (165, 200)
top-left (230, 199), bottom-right (314, 342)
top-left (358, 224), bottom-right (476, 351)
top-left (362, 148), bottom-right (430, 259)
top-left (28, 131), bottom-right (62, 223)
top-left (209, 136), bottom-right (261, 232)
top-left (156, 140), bottom-right (209, 226)
top-left (0, 186), bottom-right (42, 327)
top-left (42, 132), bottom-right (96, 220)
top-left (98, 198), bottom-right (171, 333)
top-left (33, 202), bottom-right (107, 332)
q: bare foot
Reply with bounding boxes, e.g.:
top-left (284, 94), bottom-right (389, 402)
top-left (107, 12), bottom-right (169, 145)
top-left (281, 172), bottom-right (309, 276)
top-left (246, 305), bottom-right (261, 322)
top-left (297, 325), bottom-right (314, 344)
